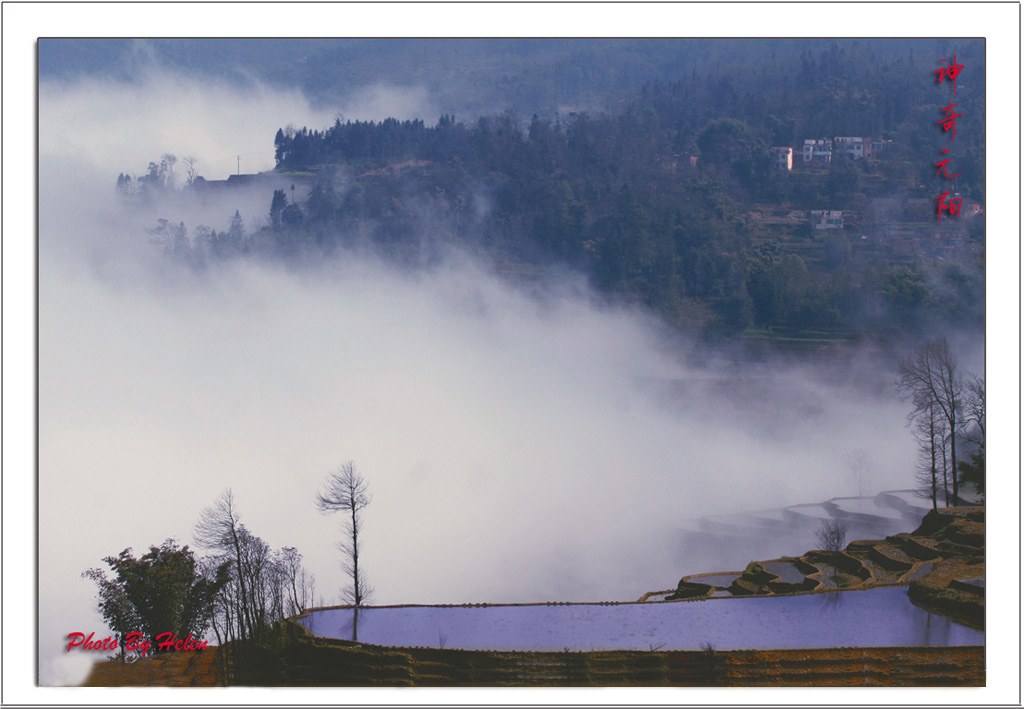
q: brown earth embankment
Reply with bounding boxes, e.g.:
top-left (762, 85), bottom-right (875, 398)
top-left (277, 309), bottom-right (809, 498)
top-left (81, 635), bottom-right (983, 688)
top-left (240, 628), bottom-right (985, 687)
top-left (81, 647), bottom-right (223, 687)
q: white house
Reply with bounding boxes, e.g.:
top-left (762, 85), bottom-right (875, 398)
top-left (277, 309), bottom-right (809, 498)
top-left (772, 147), bottom-right (793, 171)
top-left (803, 139), bottom-right (832, 163)
top-left (834, 136), bottom-right (870, 160)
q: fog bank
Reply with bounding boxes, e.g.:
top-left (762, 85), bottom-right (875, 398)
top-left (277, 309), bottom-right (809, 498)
top-left (38, 69), bottom-right (922, 686)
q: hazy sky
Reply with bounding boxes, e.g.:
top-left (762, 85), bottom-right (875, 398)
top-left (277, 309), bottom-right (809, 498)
top-left (9, 15), bottom-right (1016, 703)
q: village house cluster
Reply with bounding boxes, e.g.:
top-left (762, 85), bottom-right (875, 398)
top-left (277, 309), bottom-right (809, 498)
top-left (769, 137), bottom-right (894, 170)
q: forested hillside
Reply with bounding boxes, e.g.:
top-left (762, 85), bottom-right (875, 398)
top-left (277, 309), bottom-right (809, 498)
top-left (128, 39), bottom-right (985, 341)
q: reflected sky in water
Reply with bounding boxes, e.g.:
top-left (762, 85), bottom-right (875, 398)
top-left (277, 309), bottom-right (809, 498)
top-left (301, 586), bottom-right (982, 650)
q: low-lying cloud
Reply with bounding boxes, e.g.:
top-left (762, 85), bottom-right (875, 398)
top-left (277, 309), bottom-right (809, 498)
top-left (40, 67), bottom-right (338, 180)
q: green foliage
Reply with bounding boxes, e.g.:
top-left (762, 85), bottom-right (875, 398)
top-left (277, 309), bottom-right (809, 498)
top-left (84, 540), bottom-right (230, 656)
top-left (884, 266), bottom-right (931, 323)
top-left (696, 119), bottom-right (757, 165)
top-left (81, 567), bottom-right (138, 660)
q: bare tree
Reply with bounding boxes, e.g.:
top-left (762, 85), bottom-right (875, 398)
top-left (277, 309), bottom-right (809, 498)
top-left (182, 156), bottom-right (200, 187)
top-left (844, 449), bottom-right (872, 498)
top-left (194, 490), bottom-right (314, 646)
top-left (316, 461), bottom-right (373, 607)
top-left (160, 153), bottom-right (177, 187)
top-left (195, 490), bottom-right (271, 642)
top-left (963, 375), bottom-right (985, 446)
top-left (275, 546), bottom-right (315, 617)
top-left (815, 518), bottom-right (848, 584)
top-left (237, 526), bottom-right (273, 635)
top-left (913, 402), bottom-right (948, 509)
top-left (194, 490), bottom-right (252, 640)
top-left (897, 339), bottom-right (965, 505)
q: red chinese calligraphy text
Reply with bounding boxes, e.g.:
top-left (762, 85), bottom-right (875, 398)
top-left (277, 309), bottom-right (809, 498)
top-left (936, 103), bottom-right (965, 140)
top-left (936, 190), bottom-right (962, 221)
top-left (935, 55), bottom-right (963, 94)
top-left (935, 149), bottom-right (962, 178)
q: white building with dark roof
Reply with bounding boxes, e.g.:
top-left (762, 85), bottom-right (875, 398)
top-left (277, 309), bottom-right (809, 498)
top-left (802, 139), bottom-right (832, 163)
top-left (834, 136), bottom-right (870, 160)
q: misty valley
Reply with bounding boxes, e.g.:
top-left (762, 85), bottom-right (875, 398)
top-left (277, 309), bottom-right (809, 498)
top-left (37, 37), bottom-right (986, 689)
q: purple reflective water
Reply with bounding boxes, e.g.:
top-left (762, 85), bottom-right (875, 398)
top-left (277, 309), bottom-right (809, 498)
top-left (300, 586), bottom-right (982, 650)
top-left (761, 561), bottom-right (806, 584)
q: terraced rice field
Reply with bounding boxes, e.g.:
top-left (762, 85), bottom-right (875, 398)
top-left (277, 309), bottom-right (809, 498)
top-left (903, 563), bottom-right (935, 581)
top-left (687, 573), bottom-right (741, 587)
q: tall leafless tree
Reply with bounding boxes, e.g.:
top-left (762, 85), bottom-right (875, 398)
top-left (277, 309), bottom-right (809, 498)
top-left (897, 339), bottom-right (965, 505)
top-left (194, 489), bottom-right (253, 640)
top-left (913, 402), bottom-right (947, 509)
top-left (182, 155), bottom-right (199, 187)
top-left (316, 461), bottom-right (373, 607)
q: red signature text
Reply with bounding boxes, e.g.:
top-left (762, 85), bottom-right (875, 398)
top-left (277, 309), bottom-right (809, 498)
top-left (153, 632), bottom-right (208, 652)
top-left (66, 631), bottom-right (208, 653)
top-left (65, 632), bottom-right (118, 653)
